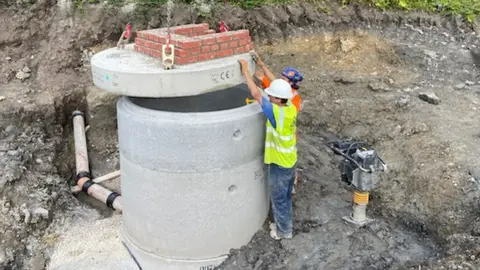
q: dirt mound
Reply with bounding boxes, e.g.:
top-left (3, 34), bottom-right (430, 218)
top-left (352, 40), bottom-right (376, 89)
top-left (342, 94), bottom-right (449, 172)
top-left (260, 30), bottom-right (402, 76)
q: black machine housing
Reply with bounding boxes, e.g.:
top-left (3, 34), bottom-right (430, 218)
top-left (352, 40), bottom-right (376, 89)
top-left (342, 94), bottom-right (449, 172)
top-left (326, 140), bottom-right (386, 191)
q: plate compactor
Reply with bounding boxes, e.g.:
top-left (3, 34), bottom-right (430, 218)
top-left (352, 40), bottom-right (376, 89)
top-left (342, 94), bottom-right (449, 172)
top-left (326, 140), bottom-right (387, 226)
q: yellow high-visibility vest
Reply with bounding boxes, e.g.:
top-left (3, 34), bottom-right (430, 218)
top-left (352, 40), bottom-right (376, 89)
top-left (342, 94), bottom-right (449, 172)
top-left (264, 102), bottom-right (297, 168)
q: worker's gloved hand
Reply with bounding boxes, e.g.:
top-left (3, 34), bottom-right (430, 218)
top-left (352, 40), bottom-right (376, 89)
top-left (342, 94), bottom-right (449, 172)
top-left (249, 51), bottom-right (262, 64)
top-left (238, 59), bottom-right (249, 75)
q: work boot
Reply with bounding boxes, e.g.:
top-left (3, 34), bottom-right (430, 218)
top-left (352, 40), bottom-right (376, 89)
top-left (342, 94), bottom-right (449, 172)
top-left (269, 229), bottom-right (292, 240)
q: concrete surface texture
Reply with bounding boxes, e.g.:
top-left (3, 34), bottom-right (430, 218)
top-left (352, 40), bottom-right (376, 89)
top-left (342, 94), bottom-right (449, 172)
top-left (116, 87), bottom-right (269, 269)
top-left (90, 44), bottom-right (255, 98)
top-left (47, 214), bottom-right (139, 270)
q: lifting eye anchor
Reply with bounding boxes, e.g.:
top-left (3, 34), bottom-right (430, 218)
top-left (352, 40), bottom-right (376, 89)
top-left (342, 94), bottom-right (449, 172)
top-left (162, 44), bottom-right (175, 70)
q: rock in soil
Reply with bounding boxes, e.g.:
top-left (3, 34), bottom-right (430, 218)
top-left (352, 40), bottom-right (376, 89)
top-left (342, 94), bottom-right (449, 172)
top-left (418, 92), bottom-right (441, 105)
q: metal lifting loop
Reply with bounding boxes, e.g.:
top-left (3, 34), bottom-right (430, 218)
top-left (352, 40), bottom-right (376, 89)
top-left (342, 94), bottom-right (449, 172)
top-left (162, 0), bottom-right (175, 70)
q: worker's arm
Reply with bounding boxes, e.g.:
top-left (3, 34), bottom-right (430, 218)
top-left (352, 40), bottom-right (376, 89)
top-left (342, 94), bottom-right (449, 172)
top-left (254, 69), bottom-right (264, 81)
top-left (239, 59), bottom-right (263, 104)
top-left (239, 59), bottom-right (277, 128)
top-left (250, 51), bottom-right (276, 82)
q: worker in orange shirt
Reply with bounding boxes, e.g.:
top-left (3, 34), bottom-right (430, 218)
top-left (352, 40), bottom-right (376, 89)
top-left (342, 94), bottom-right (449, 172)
top-left (249, 51), bottom-right (303, 194)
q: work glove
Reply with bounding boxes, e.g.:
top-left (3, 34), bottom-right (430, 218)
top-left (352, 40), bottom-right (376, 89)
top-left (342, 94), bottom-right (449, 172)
top-left (249, 51), bottom-right (262, 64)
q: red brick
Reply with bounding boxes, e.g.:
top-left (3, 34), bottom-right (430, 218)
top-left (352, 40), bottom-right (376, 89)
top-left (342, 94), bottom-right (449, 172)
top-left (233, 30), bottom-right (250, 39)
top-left (152, 42), bottom-right (162, 50)
top-left (229, 40), bottom-right (238, 48)
top-left (192, 23), bottom-right (209, 33)
top-left (174, 28), bottom-right (192, 35)
top-left (154, 35), bottom-right (167, 43)
top-left (199, 36), bottom-right (216, 45)
top-left (151, 49), bottom-right (162, 58)
top-left (234, 46), bottom-right (248, 54)
top-left (190, 47), bottom-right (201, 55)
top-left (171, 23), bottom-right (209, 35)
top-left (202, 29), bottom-right (216, 35)
top-left (142, 33), bottom-right (153, 41)
top-left (217, 49), bottom-right (233, 58)
top-left (237, 38), bottom-right (249, 46)
top-left (176, 55), bottom-right (198, 65)
top-left (216, 33), bottom-right (235, 43)
top-left (198, 52), bottom-right (216, 62)
top-left (143, 40), bottom-right (153, 48)
top-left (174, 48), bottom-right (190, 57)
top-left (135, 38), bottom-right (146, 47)
top-left (219, 42), bottom-right (229, 50)
top-left (141, 47), bottom-right (150, 56)
top-left (175, 38), bottom-right (202, 49)
top-left (135, 24), bottom-right (253, 64)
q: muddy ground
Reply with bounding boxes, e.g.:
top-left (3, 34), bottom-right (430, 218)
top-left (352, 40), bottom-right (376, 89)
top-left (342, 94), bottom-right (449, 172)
top-left (1, 0), bottom-right (480, 269)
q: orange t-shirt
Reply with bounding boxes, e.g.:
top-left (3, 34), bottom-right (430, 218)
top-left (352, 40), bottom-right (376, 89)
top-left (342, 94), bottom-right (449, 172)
top-left (261, 76), bottom-right (301, 140)
top-left (261, 76), bottom-right (301, 112)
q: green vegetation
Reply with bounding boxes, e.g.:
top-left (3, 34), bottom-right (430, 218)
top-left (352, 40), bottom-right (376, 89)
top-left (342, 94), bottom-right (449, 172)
top-left (70, 0), bottom-right (480, 24)
top-left (360, 0), bottom-right (480, 23)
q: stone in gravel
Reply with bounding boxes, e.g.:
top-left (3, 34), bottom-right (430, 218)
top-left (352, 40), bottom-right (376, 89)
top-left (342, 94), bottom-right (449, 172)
top-left (418, 92), bottom-right (440, 105)
top-left (0, 96), bottom-right (4, 102)
top-left (340, 37), bottom-right (356, 53)
top-left (424, 49), bottom-right (438, 59)
top-left (31, 208), bottom-right (49, 223)
top-left (15, 69), bottom-right (31, 81)
top-left (4, 126), bottom-right (15, 133)
top-left (7, 150), bottom-right (20, 158)
top-left (465, 80), bottom-right (475, 86)
top-left (334, 76), bottom-right (357, 84)
top-left (468, 168), bottom-right (480, 182)
top-left (369, 81), bottom-right (391, 92)
top-left (396, 95), bottom-right (410, 107)
top-left (454, 83), bottom-right (466, 90)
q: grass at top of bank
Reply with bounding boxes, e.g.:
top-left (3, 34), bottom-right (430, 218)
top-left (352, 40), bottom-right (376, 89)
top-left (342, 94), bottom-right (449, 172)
top-left (354, 0), bottom-right (480, 23)
top-left (71, 0), bottom-right (480, 23)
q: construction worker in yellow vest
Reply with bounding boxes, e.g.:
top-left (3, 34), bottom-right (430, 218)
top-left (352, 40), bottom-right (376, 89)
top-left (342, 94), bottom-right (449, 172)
top-left (239, 58), bottom-right (297, 240)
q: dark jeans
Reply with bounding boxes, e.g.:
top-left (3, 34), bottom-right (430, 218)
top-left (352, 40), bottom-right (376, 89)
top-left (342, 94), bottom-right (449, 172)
top-left (269, 163), bottom-right (296, 237)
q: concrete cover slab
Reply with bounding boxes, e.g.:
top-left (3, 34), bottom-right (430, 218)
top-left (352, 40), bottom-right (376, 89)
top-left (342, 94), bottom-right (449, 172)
top-left (90, 44), bottom-right (255, 98)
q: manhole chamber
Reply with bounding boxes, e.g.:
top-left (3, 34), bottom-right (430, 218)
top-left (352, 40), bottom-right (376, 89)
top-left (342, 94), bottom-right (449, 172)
top-left (117, 84), bottom-right (269, 269)
top-left (90, 23), bottom-right (268, 269)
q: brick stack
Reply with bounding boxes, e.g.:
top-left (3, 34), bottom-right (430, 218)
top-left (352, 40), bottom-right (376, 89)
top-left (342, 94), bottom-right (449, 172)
top-left (134, 23), bottom-right (254, 65)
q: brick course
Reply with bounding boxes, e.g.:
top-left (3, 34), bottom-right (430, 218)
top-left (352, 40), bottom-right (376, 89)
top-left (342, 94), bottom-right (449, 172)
top-left (134, 23), bottom-right (254, 65)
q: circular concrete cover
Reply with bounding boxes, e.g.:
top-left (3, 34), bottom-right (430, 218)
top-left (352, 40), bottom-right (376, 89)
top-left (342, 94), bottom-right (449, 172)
top-left (90, 44), bottom-right (255, 98)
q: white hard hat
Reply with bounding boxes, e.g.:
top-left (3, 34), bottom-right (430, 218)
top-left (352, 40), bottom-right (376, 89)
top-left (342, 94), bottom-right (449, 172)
top-left (265, 79), bottom-right (293, 99)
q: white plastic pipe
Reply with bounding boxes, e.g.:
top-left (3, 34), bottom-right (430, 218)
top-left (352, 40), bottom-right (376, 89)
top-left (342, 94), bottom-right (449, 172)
top-left (72, 110), bottom-right (123, 212)
top-left (71, 170), bottom-right (121, 193)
